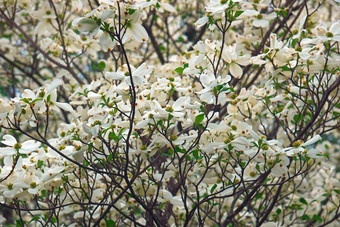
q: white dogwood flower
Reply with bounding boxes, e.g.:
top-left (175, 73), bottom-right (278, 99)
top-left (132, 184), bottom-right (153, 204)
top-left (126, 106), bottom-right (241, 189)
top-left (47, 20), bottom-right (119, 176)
top-left (0, 135), bottom-right (41, 155)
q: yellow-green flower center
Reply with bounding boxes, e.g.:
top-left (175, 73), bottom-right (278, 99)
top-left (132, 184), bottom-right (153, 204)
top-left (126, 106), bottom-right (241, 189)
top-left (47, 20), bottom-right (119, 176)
top-left (14, 143), bottom-right (22, 149)
top-left (7, 183), bottom-right (13, 190)
top-left (30, 182), bottom-right (37, 188)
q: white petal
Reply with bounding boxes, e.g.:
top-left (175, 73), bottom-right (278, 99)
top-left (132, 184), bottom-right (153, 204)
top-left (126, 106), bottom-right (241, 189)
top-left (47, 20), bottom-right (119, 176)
top-left (135, 119), bottom-right (150, 129)
top-left (236, 55), bottom-right (250, 66)
top-left (132, 75), bottom-right (144, 85)
top-left (170, 196), bottom-right (184, 206)
top-left (73, 211), bottom-right (83, 219)
top-left (241, 10), bottom-right (258, 17)
top-left (56, 102), bottom-right (75, 113)
top-left (253, 19), bottom-right (269, 28)
top-left (200, 93), bottom-right (214, 103)
top-left (330, 22), bottom-right (340, 35)
top-left (48, 166), bottom-right (65, 174)
top-left (75, 17), bottom-right (98, 33)
top-left (4, 189), bottom-right (17, 198)
top-left (229, 63), bottom-right (243, 79)
top-left (161, 3), bottom-right (176, 13)
top-left (72, 17), bottom-right (83, 27)
top-left (195, 41), bottom-right (205, 53)
top-left (73, 150), bottom-right (84, 163)
top-left (173, 97), bottom-right (188, 110)
top-left (21, 140), bottom-right (41, 150)
top-left (0, 147), bottom-right (16, 155)
top-left (262, 222), bottom-right (278, 227)
top-left (1, 135), bottom-right (17, 146)
top-left (99, 32), bottom-right (117, 52)
top-left (271, 165), bottom-right (287, 177)
top-left (308, 148), bottom-right (320, 158)
top-left (105, 72), bottom-right (124, 80)
top-left (22, 89), bottom-right (36, 99)
top-left (82, 123), bottom-right (93, 135)
top-left (92, 125), bottom-right (100, 137)
top-left (47, 79), bottom-right (63, 94)
top-left (194, 16), bottom-right (209, 28)
top-left (87, 92), bottom-right (101, 99)
top-left (134, 63), bottom-right (153, 76)
top-left (128, 23), bottom-right (148, 42)
top-left (82, 123), bottom-right (99, 137)
top-left (302, 135), bottom-right (321, 147)
top-left (101, 10), bottom-right (115, 21)
top-left (200, 71), bottom-right (215, 87)
top-left (172, 112), bottom-right (185, 118)
top-left (28, 187), bottom-right (39, 195)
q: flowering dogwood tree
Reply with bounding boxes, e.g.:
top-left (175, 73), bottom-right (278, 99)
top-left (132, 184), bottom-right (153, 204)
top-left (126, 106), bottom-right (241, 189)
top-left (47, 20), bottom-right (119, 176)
top-left (0, 0), bottom-right (339, 226)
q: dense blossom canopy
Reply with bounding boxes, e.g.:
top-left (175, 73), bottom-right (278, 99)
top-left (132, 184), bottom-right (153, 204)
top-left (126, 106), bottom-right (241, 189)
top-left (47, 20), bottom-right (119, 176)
top-left (0, 0), bottom-right (339, 226)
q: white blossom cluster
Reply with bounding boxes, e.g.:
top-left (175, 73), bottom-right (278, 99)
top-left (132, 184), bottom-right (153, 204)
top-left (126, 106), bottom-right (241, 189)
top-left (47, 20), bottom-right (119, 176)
top-left (0, 0), bottom-right (339, 226)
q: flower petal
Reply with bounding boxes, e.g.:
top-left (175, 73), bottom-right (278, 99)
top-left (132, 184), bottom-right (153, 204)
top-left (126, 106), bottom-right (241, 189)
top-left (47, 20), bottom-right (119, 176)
top-left (195, 16), bottom-right (209, 28)
top-left (21, 140), bottom-right (41, 150)
top-left (253, 19), bottom-right (269, 28)
top-left (1, 135), bottom-right (17, 146)
top-left (0, 147), bottom-right (16, 156)
top-left (74, 17), bottom-right (98, 33)
top-left (47, 79), bottom-right (63, 94)
top-left (302, 135), bottom-right (321, 147)
top-left (56, 102), bottom-right (75, 113)
top-left (99, 32), bottom-right (117, 52)
top-left (128, 23), bottom-right (148, 42)
top-left (161, 3), bottom-right (176, 13)
top-left (229, 63), bottom-right (243, 79)
top-left (105, 72), bottom-right (124, 80)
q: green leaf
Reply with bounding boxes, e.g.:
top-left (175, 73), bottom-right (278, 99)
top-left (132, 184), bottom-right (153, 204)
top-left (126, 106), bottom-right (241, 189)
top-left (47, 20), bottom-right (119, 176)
top-left (280, 65), bottom-right (291, 71)
top-left (21, 98), bottom-right (30, 103)
top-left (37, 160), bottom-right (44, 169)
top-left (312, 214), bottom-right (323, 222)
top-left (41, 189), bottom-right (46, 197)
top-left (29, 217), bottom-right (40, 224)
top-left (107, 219), bottom-right (115, 227)
top-left (192, 149), bottom-right (199, 159)
top-left (128, 9), bottom-right (136, 15)
top-left (16, 220), bottom-right (25, 227)
top-left (108, 154), bottom-right (113, 162)
top-left (323, 153), bottom-right (330, 160)
top-left (234, 11), bottom-right (243, 18)
top-left (174, 67), bottom-right (184, 74)
top-left (299, 198), bottom-right (308, 205)
top-left (168, 148), bottom-right (174, 156)
top-left (98, 61), bottom-right (106, 70)
top-left (210, 184), bottom-right (217, 193)
top-left (301, 214), bottom-right (310, 220)
top-left (255, 193), bottom-right (262, 200)
top-left (195, 114), bottom-right (204, 124)
top-left (109, 131), bottom-right (118, 142)
top-left (169, 86), bottom-right (176, 96)
top-left (175, 146), bottom-right (185, 154)
top-left (291, 38), bottom-right (299, 48)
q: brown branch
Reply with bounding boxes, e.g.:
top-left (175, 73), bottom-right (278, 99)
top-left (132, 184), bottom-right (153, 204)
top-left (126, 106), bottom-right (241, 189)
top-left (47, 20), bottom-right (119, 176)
top-left (0, 8), bottom-right (84, 85)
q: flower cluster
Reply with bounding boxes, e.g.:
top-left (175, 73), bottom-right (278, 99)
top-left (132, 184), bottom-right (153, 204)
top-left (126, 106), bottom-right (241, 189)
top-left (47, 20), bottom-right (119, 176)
top-left (0, 0), bottom-right (339, 226)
